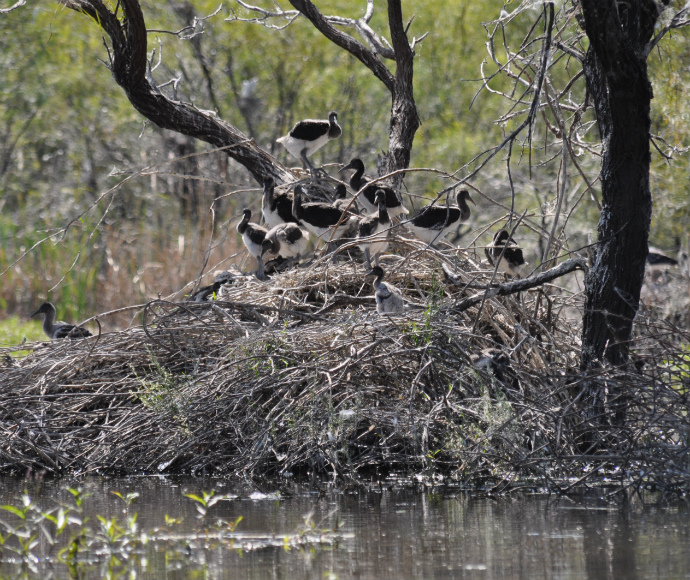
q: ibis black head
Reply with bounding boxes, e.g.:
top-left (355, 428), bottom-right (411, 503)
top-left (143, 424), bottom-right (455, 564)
top-left (261, 237), bottom-right (276, 257)
top-left (339, 158), bottom-right (364, 174)
top-left (374, 189), bottom-right (387, 205)
top-left (263, 177), bottom-right (275, 192)
top-left (365, 266), bottom-right (385, 279)
top-left (241, 209), bottom-right (252, 221)
top-left (328, 111), bottom-right (338, 122)
top-left (458, 189), bottom-right (475, 205)
top-left (31, 302), bottom-right (55, 318)
top-left (335, 184), bottom-right (347, 199)
top-left (494, 229), bottom-right (511, 245)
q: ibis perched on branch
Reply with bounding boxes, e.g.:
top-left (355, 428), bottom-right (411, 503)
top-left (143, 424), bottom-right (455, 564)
top-left (277, 111), bottom-right (341, 174)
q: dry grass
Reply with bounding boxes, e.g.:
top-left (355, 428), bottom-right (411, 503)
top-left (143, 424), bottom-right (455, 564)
top-left (1, 247), bottom-right (689, 499)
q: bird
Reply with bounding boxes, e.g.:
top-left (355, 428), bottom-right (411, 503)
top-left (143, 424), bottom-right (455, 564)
top-left (188, 270), bottom-right (235, 302)
top-left (365, 266), bottom-right (404, 314)
top-left (408, 189), bottom-right (474, 245)
top-left (292, 185), bottom-right (356, 251)
top-left (261, 177), bottom-right (301, 230)
top-left (356, 189), bottom-right (390, 268)
top-left (261, 223), bottom-right (309, 265)
top-left (237, 209), bottom-right (269, 280)
top-left (646, 247), bottom-right (678, 267)
top-left (339, 158), bottom-right (408, 217)
top-left (485, 229), bottom-right (526, 275)
top-left (276, 111), bottom-right (341, 173)
top-left (31, 302), bottom-right (92, 339)
top-left (333, 183), bottom-right (354, 213)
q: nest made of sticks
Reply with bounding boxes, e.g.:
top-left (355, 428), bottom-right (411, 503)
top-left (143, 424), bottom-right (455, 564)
top-left (1, 250), bottom-right (689, 499)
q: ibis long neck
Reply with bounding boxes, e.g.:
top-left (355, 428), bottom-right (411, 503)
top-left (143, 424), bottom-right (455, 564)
top-left (42, 307), bottom-right (56, 336)
top-left (292, 190), bottom-right (304, 220)
top-left (372, 274), bottom-right (384, 290)
top-left (350, 166), bottom-right (366, 191)
top-left (264, 184), bottom-right (274, 210)
top-left (378, 200), bottom-right (389, 225)
top-left (237, 216), bottom-right (249, 235)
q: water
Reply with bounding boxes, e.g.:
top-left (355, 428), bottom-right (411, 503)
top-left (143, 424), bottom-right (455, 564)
top-left (0, 477), bottom-right (688, 579)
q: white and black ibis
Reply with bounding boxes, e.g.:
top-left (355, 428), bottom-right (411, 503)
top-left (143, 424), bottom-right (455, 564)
top-left (189, 270), bottom-right (235, 302)
top-left (31, 302), bottom-right (92, 339)
top-left (292, 185), bottom-right (356, 251)
top-left (237, 209), bottom-right (268, 280)
top-left (276, 111), bottom-right (341, 173)
top-left (356, 189), bottom-right (390, 268)
top-left (261, 177), bottom-right (301, 230)
top-left (365, 266), bottom-right (404, 314)
top-left (339, 158), bottom-right (408, 218)
top-left (485, 229), bottom-right (526, 275)
top-left (261, 223), bottom-right (309, 265)
top-left (408, 189), bottom-right (474, 245)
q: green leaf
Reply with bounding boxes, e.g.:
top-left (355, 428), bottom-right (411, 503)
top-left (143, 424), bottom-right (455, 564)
top-left (1, 505), bottom-right (26, 519)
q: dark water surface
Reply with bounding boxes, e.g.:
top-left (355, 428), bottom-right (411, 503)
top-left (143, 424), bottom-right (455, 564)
top-left (0, 477), bottom-right (688, 579)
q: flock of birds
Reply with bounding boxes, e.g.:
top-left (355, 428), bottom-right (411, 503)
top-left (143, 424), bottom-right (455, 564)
top-left (31, 110), bottom-right (528, 340)
top-left (237, 111), bottom-right (526, 293)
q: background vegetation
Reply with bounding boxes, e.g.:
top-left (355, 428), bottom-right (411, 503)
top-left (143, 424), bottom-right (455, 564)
top-left (0, 0), bottom-right (688, 336)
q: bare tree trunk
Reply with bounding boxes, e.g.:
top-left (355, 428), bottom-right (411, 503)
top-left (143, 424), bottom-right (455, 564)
top-left (579, 0), bottom-right (662, 371)
top-left (383, 0), bottom-right (420, 184)
top-left (577, 0), bottom-right (667, 446)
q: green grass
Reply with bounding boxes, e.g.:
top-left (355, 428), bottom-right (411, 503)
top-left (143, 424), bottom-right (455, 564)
top-left (0, 316), bottom-right (46, 356)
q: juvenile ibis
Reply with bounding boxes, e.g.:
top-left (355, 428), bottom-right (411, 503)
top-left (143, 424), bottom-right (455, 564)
top-left (237, 209), bottom-right (268, 280)
top-left (365, 266), bottom-right (404, 314)
top-left (276, 111), bottom-right (341, 173)
top-left (408, 189), bottom-right (474, 246)
top-left (31, 302), bottom-right (92, 339)
top-left (261, 177), bottom-right (301, 229)
top-left (292, 185), bottom-right (356, 250)
top-left (261, 223), bottom-right (309, 265)
top-left (340, 158), bottom-right (408, 217)
top-left (485, 229), bottom-right (526, 275)
top-left (356, 189), bottom-right (390, 268)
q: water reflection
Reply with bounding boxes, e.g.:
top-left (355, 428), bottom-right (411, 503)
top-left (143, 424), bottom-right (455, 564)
top-left (0, 477), bottom-right (688, 579)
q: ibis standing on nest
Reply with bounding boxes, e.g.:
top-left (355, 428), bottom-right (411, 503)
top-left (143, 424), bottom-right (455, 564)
top-left (31, 302), bottom-right (92, 339)
top-left (340, 158), bottom-right (408, 218)
top-left (356, 189), bottom-right (390, 268)
top-left (365, 266), bottom-right (404, 314)
top-left (408, 189), bottom-right (474, 246)
top-left (261, 223), bottom-right (309, 266)
top-left (485, 229), bottom-right (526, 275)
top-left (292, 185), bottom-right (356, 252)
top-left (276, 111), bottom-right (341, 174)
top-left (237, 209), bottom-right (269, 280)
top-left (261, 177), bottom-right (302, 230)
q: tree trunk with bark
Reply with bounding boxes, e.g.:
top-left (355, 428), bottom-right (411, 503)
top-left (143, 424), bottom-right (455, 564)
top-left (577, 0), bottom-right (668, 443)
top-left (579, 0), bottom-right (664, 371)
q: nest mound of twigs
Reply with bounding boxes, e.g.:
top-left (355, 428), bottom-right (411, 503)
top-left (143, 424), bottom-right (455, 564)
top-left (1, 248), bottom-right (689, 498)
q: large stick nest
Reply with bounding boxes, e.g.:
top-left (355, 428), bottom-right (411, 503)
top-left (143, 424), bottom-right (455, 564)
top-left (1, 249), bottom-right (689, 498)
